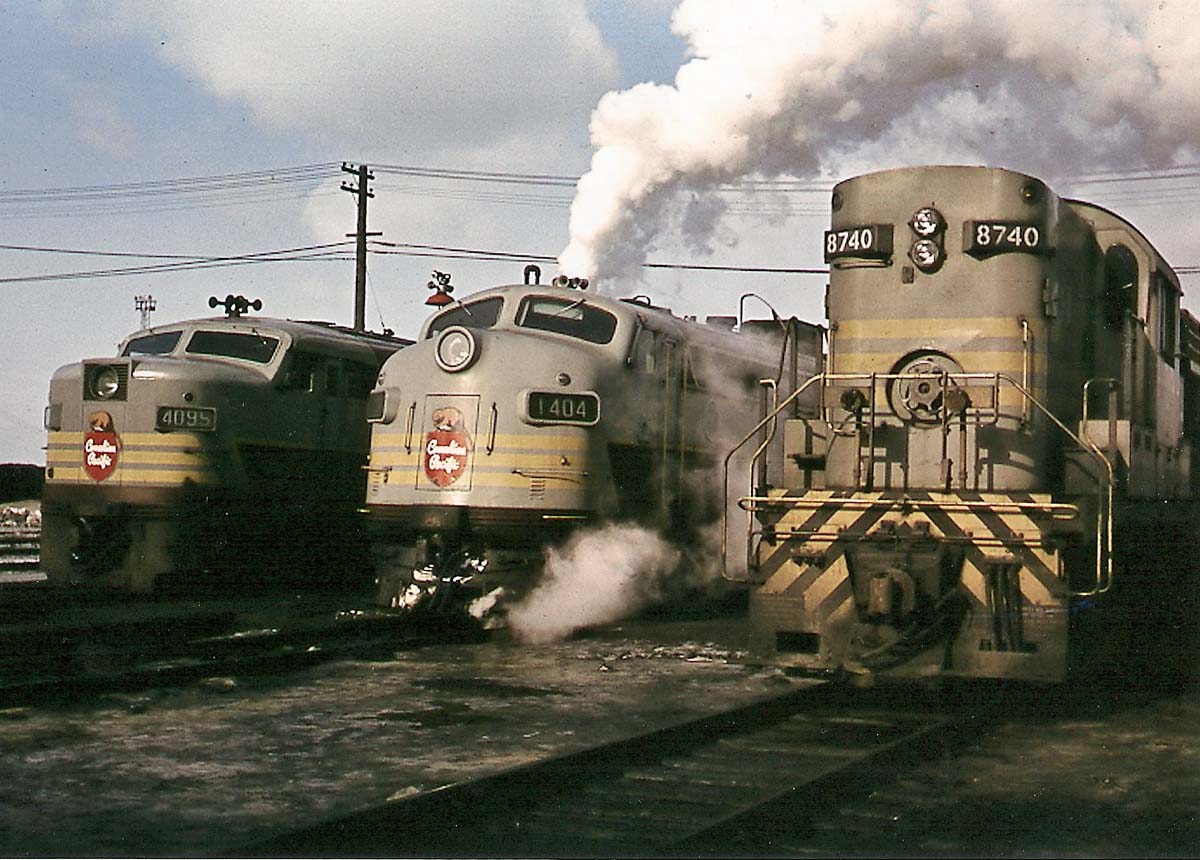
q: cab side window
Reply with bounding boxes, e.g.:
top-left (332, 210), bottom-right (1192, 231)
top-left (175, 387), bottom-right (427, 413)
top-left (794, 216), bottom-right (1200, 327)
top-left (1156, 273), bottom-right (1179, 365)
top-left (1103, 244), bottom-right (1138, 331)
top-left (630, 327), bottom-right (657, 373)
top-left (279, 351), bottom-right (321, 392)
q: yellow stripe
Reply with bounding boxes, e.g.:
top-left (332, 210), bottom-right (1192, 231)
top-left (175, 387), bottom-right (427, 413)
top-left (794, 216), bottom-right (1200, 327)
top-left (113, 468), bottom-right (218, 484)
top-left (833, 351), bottom-right (1042, 375)
top-left (118, 450), bottom-right (211, 466)
top-left (805, 554), bottom-right (850, 609)
top-left (370, 450), bottom-right (588, 469)
top-left (371, 431), bottom-right (588, 451)
top-left (961, 559), bottom-right (989, 605)
top-left (1020, 568), bottom-right (1055, 606)
top-left (395, 472), bottom-right (587, 491)
top-left (46, 467), bottom-right (217, 486)
top-left (48, 430), bottom-right (210, 448)
top-left (759, 551), bottom-right (806, 594)
top-left (834, 318), bottom-right (1036, 339)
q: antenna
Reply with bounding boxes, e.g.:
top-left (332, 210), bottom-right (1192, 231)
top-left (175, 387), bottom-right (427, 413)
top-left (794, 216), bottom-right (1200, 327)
top-left (135, 294), bottom-right (157, 329)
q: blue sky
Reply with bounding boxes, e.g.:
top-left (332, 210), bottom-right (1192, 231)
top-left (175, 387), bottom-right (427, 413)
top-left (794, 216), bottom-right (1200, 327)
top-left (2, 0), bottom-right (1197, 464)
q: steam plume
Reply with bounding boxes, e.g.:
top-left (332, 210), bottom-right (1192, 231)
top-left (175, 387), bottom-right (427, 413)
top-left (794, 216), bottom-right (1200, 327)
top-left (507, 523), bottom-right (680, 644)
top-left (560, 0), bottom-right (1200, 282)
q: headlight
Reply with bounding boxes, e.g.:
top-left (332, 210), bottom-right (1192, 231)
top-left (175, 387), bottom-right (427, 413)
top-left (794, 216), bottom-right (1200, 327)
top-left (910, 239), bottom-right (943, 273)
top-left (909, 206), bottom-right (944, 237)
top-left (89, 366), bottom-right (121, 400)
top-left (434, 327), bottom-right (479, 372)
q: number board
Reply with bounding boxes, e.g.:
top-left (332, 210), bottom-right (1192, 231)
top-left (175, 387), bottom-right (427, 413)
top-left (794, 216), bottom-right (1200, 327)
top-left (525, 391), bottom-right (600, 426)
top-left (964, 221), bottom-right (1045, 258)
top-left (823, 224), bottom-right (894, 262)
top-left (155, 405), bottom-right (217, 432)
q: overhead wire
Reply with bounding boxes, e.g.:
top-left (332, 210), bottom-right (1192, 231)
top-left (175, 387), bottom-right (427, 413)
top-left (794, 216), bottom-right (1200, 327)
top-left (0, 242), bottom-right (355, 285)
top-left (1, 160), bottom-right (1198, 280)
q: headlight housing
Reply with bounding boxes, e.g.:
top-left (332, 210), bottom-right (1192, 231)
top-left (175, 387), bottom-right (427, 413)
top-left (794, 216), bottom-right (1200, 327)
top-left (86, 365), bottom-right (125, 400)
top-left (910, 239), bottom-right (943, 273)
top-left (909, 206), bottom-right (945, 237)
top-left (434, 326), bottom-right (479, 373)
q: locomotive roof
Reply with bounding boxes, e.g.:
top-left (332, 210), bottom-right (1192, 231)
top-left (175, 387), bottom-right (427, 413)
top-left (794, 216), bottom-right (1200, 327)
top-left (1064, 198), bottom-right (1182, 292)
top-left (419, 282), bottom-right (813, 344)
top-left (830, 163), bottom-right (1040, 189)
top-left (122, 315), bottom-right (411, 354)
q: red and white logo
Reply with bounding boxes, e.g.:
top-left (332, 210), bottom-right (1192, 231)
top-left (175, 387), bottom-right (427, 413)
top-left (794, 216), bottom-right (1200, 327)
top-left (423, 406), bottom-right (471, 488)
top-left (83, 410), bottom-right (119, 482)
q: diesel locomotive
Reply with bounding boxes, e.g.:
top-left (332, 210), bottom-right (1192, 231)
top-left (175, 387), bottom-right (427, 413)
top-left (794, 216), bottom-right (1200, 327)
top-left (728, 165), bottom-right (1200, 683)
top-left (364, 267), bottom-right (822, 616)
top-left (41, 295), bottom-right (410, 593)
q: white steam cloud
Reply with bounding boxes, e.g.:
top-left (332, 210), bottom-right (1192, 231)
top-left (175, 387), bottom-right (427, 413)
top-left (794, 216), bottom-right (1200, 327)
top-left (559, 0), bottom-right (1200, 282)
top-left (507, 523), bottom-right (681, 644)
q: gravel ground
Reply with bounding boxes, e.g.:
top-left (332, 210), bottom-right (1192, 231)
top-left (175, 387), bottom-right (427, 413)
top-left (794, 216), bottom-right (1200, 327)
top-left (0, 614), bottom-right (1195, 858)
top-left (0, 616), bottom-right (803, 856)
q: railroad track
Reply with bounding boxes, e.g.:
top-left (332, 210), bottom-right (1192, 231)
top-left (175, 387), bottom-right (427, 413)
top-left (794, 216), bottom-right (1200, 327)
top-left (238, 682), bottom-right (992, 858)
top-left (0, 589), bottom-right (484, 707)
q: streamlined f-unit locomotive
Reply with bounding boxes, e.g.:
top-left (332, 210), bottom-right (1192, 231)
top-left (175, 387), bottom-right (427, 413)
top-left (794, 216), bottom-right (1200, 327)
top-left (365, 268), bottom-right (822, 615)
top-left (41, 296), bottom-right (410, 593)
top-left (730, 165), bottom-right (1200, 683)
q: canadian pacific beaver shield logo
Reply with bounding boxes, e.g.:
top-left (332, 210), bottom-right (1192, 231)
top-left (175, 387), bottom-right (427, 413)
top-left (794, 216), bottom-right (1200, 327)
top-left (423, 406), bottom-right (472, 488)
top-left (83, 410), bottom-right (119, 482)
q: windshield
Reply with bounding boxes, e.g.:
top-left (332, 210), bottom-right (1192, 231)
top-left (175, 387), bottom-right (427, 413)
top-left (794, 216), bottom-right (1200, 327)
top-left (427, 297), bottom-right (504, 338)
top-left (516, 296), bottom-right (618, 344)
top-left (185, 330), bottom-right (280, 363)
top-left (122, 331), bottom-right (183, 356)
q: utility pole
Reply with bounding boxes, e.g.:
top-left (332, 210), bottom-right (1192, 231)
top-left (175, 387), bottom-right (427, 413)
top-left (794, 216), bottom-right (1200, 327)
top-left (341, 162), bottom-right (380, 331)
top-left (135, 294), bottom-right (156, 329)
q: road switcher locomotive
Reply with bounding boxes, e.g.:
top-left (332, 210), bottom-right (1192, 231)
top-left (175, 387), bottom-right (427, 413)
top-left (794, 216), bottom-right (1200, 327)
top-left (41, 295), bottom-right (411, 593)
top-left (364, 267), bottom-right (822, 614)
top-left (728, 165), bottom-right (1200, 683)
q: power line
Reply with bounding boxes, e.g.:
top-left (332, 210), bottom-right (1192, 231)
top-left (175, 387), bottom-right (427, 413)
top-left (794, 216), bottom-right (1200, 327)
top-left (0, 163), bottom-right (340, 201)
top-left (5, 238), bottom-right (1199, 283)
top-left (0, 242), bottom-right (355, 285)
top-left (370, 241), bottom-right (827, 274)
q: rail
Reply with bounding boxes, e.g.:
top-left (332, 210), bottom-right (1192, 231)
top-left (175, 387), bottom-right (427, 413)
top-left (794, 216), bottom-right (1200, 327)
top-left (721, 372), bottom-right (1114, 596)
top-left (234, 683), bottom-right (975, 858)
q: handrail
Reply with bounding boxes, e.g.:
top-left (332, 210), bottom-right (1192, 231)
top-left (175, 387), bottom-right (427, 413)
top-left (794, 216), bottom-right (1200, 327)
top-left (403, 401), bottom-right (416, 454)
top-left (486, 402), bottom-right (498, 455)
top-left (997, 373), bottom-right (1113, 596)
top-left (720, 371), bottom-right (1115, 596)
top-left (738, 495), bottom-right (1081, 519)
top-left (721, 375), bottom-right (824, 581)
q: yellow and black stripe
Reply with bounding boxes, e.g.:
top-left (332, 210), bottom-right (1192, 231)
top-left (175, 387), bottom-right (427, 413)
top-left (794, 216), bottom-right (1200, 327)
top-left (753, 489), bottom-right (1073, 622)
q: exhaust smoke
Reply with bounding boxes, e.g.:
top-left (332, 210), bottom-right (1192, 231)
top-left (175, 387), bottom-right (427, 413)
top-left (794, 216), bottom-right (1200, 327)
top-left (560, 0), bottom-right (1199, 283)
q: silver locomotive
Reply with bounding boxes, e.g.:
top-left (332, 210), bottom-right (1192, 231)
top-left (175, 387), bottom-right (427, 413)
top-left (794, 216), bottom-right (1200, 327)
top-left (365, 267), bottom-right (822, 616)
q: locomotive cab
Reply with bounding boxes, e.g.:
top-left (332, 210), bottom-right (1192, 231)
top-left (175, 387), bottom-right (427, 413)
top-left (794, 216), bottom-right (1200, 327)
top-left (42, 306), bottom-right (409, 593)
top-left (364, 276), bottom-right (816, 619)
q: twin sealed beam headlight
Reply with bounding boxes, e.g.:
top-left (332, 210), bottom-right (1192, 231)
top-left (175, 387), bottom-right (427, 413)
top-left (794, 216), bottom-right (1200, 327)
top-left (434, 326), bottom-right (479, 372)
top-left (908, 206), bottom-right (946, 273)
